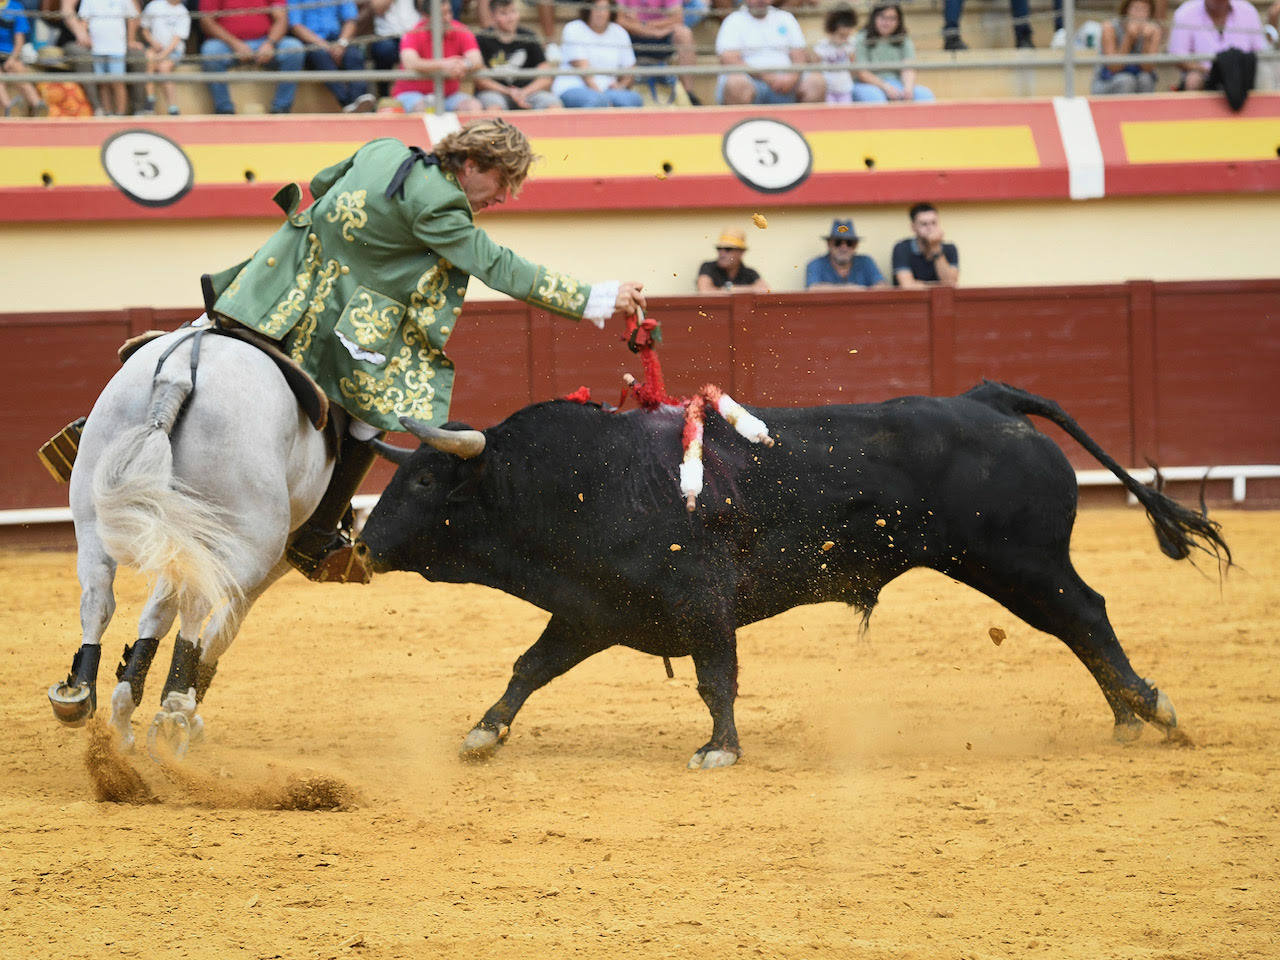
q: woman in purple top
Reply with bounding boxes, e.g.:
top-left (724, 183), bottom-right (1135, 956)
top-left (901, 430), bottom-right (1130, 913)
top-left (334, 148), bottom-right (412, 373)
top-left (1168, 0), bottom-right (1267, 90)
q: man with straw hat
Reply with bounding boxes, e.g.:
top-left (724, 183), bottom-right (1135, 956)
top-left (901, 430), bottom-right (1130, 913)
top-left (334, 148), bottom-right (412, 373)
top-left (696, 227), bottom-right (770, 293)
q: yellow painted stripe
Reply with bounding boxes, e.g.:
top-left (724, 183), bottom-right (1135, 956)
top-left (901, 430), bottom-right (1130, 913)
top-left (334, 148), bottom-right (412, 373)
top-left (808, 126), bottom-right (1039, 171)
top-left (0, 141), bottom-right (362, 188)
top-left (1122, 118), bottom-right (1280, 163)
top-left (531, 125), bottom-right (1040, 179)
top-left (3, 126), bottom-right (1040, 190)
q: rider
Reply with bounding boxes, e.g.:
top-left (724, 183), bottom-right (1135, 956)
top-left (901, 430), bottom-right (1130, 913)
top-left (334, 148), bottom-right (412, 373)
top-left (203, 118), bottom-right (646, 583)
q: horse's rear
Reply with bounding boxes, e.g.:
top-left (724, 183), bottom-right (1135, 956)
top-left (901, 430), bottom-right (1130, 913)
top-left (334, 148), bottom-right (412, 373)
top-left (51, 330), bottom-right (331, 755)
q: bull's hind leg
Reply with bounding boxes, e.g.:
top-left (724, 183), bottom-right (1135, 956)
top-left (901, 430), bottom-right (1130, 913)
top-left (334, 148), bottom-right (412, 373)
top-left (461, 615), bottom-right (610, 761)
top-left (49, 523), bottom-right (118, 726)
top-left (956, 555), bottom-right (1175, 742)
top-left (106, 581), bottom-right (177, 750)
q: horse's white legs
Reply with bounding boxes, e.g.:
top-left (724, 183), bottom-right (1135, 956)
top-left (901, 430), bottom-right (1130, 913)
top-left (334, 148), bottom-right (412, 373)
top-left (108, 580), bottom-right (178, 750)
top-left (49, 521), bottom-right (118, 726)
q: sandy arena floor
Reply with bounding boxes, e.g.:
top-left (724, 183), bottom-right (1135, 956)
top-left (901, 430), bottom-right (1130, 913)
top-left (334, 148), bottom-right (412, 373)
top-left (1, 509), bottom-right (1277, 960)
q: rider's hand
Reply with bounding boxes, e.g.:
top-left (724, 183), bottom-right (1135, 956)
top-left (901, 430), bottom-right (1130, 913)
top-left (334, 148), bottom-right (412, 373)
top-left (615, 281), bottom-right (646, 316)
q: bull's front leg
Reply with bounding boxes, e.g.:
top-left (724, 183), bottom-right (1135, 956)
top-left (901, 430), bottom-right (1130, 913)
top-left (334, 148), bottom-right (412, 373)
top-left (461, 615), bottom-right (609, 761)
top-left (688, 638), bottom-right (741, 770)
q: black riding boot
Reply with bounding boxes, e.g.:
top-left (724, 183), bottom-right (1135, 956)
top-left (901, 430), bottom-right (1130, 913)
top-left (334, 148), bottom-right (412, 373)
top-left (286, 433), bottom-right (378, 583)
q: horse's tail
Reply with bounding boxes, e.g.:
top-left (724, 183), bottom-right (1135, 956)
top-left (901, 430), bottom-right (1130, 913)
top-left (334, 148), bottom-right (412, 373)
top-left (92, 371), bottom-right (243, 614)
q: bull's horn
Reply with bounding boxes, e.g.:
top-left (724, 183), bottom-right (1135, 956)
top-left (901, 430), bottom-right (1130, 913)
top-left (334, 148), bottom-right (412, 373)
top-left (399, 417), bottom-right (486, 459)
top-left (369, 437), bottom-right (413, 465)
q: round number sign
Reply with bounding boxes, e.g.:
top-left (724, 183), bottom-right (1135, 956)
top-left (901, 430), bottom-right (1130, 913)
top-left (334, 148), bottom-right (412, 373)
top-left (721, 118), bottom-right (813, 194)
top-left (100, 129), bottom-right (194, 207)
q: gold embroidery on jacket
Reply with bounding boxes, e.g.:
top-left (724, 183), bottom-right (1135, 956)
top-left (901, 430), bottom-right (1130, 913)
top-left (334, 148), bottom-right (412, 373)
top-left (288, 256), bottom-right (340, 364)
top-left (346, 289), bottom-right (402, 348)
top-left (339, 313), bottom-right (442, 420)
top-left (224, 266), bottom-right (247, 300)
top-left (531, 269), bottom-right (587, 316)
top-left (325, 189), bottom-right (368, 242)
top-left (263, 234), bottom-right (321, 338)
top-left (405, 259), bottom-right (453, 331)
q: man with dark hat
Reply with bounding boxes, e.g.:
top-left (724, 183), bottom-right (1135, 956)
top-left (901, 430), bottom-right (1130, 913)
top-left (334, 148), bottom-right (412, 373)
top-left (696, 227), bottom-right (770, 293)
top-left (804, 218), bottom-right (886, 290)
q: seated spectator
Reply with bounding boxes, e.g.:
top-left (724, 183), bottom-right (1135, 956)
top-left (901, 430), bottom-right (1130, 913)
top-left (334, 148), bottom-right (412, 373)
top-left (289, 0), bottom-right (374, 112)
top-left (475, 0), bottom-right (560, 110)
top-left (615, 0), bottom-right (698, 104)
top-left (1, 0), bottom-right (46, 114)
top-left (853, 4), bottom-right (934, 103)
top-left (550, 0), bottom-right (642, 108)
top-left (891, 203), bottom-right (959, 288)
top-left (1168, 0), bottom-right (1267, 90)
top-left (715, 0), bottom-right (824, 105)
top-left (199, 0), bottom-right (305, 114)
top-left (813, 3), bottom-right (857, 104)
top-left (805, 219), bottom-right (886, 290)
top-left (696, 228), bottom-right (770, 293)
top-left (368, 0), bottom-right (420, 98)
top-left (53, 0), bottom-right (102, 112)
top-left (391, 6), bottom-right (482, 112)
top-left (70, 0), bottom-right (140, 116)
top-left (532, 0), bottom-right (579, 50)
top-left (139, 0), bottom-right (189, 114)
top-left (1091, 0), bottom-right (1161, 95)
top-left (943, 0), bottom-right (1034, 51)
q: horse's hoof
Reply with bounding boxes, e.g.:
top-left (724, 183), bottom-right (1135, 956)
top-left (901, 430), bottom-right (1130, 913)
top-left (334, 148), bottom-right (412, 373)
top-left (147, 710), bottom-right (191, 762)
top-left (1112, 719), bottom-right (1144, 743)
top-left (48, 682), bottom-right (95, 727)
top-left (1153, 689), bottom-right (1177, 729)
top-left (459, 724), bottom-right (507, 761)
top-left (686, 748), bottom-right (740, 770)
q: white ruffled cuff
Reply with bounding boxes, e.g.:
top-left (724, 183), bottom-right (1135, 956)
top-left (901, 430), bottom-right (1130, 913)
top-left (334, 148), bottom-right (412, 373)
top-left (583, 281), bottom-right (619, 329)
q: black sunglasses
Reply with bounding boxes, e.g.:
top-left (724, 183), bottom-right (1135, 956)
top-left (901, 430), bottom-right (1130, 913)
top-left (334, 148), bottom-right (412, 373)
top-left (716, 246), bottom-right (740, 252)
top-left (829, 238), bottom-right (857, 247)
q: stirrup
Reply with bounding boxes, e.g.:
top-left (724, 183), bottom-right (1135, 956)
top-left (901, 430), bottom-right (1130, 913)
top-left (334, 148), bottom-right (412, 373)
top-left (286, 530), bottom-right (373, 584)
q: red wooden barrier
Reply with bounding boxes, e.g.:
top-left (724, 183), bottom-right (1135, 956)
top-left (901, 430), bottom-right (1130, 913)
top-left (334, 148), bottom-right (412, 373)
top-left (6, 280), bottom-right (1278, 512)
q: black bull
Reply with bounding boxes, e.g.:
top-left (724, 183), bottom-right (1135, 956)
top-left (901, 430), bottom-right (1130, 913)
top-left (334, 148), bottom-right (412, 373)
top-left (361, 381), bottom-right (1230, 769)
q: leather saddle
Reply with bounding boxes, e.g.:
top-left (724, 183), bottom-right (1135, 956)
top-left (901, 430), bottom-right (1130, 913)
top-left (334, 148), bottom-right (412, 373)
top-left (118, 320), bottom-right (330, 432)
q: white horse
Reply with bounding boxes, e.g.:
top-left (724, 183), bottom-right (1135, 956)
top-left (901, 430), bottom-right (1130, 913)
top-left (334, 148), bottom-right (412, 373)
top-left (48, 324), bottom-right (334, 755)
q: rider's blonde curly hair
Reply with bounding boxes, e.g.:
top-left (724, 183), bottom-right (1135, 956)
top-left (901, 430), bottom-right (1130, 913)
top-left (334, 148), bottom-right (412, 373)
top-left (435, 118), bottom-right (538, 198)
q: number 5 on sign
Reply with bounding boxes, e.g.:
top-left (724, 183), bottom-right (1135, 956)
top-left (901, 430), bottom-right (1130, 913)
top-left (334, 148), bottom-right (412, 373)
top-left (101, 130), bottom-right (194, 207)
top-left (722, 118), bottom-right (813, 194)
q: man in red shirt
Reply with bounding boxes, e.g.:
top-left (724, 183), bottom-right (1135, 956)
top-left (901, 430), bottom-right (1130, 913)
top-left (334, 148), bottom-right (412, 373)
top-left (198, 0), bottom-right (305, 114)
top-left (391, 15), bottom-right (483, 112)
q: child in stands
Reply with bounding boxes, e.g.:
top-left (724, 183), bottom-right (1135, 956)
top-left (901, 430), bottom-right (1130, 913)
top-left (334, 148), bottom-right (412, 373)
top-left (139, 0), bottom-right (189, 113)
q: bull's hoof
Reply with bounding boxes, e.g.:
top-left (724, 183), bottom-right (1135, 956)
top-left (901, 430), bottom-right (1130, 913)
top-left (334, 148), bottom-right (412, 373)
top-left (1113, 719), bottom-right (1144, 743)
top-left (686, 748), bottom-right (740, 770)
top-left (459, 724), bottom-right (509, 761)
top-left (48, 682), bottom-right (95, 727)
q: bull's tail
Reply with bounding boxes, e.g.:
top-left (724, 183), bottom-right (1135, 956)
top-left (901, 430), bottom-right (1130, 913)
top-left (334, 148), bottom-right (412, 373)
top-left (92, 373), bottom-right (243, 615)
top-left (966, 380), bottom-right (1232, 568)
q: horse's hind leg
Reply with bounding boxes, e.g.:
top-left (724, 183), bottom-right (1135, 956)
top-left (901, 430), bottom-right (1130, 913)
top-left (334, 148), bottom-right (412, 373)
top-left (106, 580), bottom-right (177, 750)
top-left (149, 558), bottom-right (289, 758)
top-left (49, 522), bottom-right (118, 727)
top-left (954, 551), bottom-right (1174, 742)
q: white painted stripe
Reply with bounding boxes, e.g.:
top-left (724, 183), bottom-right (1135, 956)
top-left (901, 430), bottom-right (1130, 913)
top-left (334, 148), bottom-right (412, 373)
top-left (422, 112), bottom-right (463, 145)
top-left (1053, 96), bottom-right (1105, 200)
top-left (6, 469), bottom-right (1278, 527)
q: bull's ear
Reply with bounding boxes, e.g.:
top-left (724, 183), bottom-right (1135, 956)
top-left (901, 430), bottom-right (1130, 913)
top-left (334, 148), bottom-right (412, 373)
top-left (399, 417), bottom-right (486, 459)
top-left (370, 437), bottom-right (413, 465)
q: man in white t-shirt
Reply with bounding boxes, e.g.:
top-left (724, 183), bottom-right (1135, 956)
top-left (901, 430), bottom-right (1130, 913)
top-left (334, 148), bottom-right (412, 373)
top-left (715, 0), bottom-right (824, 105)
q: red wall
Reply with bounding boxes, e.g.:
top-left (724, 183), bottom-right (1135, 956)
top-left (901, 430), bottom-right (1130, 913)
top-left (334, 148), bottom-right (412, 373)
top-left (5, 280), bottom-right (1278, 512)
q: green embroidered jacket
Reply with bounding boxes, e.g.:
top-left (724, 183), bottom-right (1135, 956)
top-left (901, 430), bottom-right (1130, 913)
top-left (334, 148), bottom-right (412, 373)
top-left (208, 138), bottom-right (594, 432)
